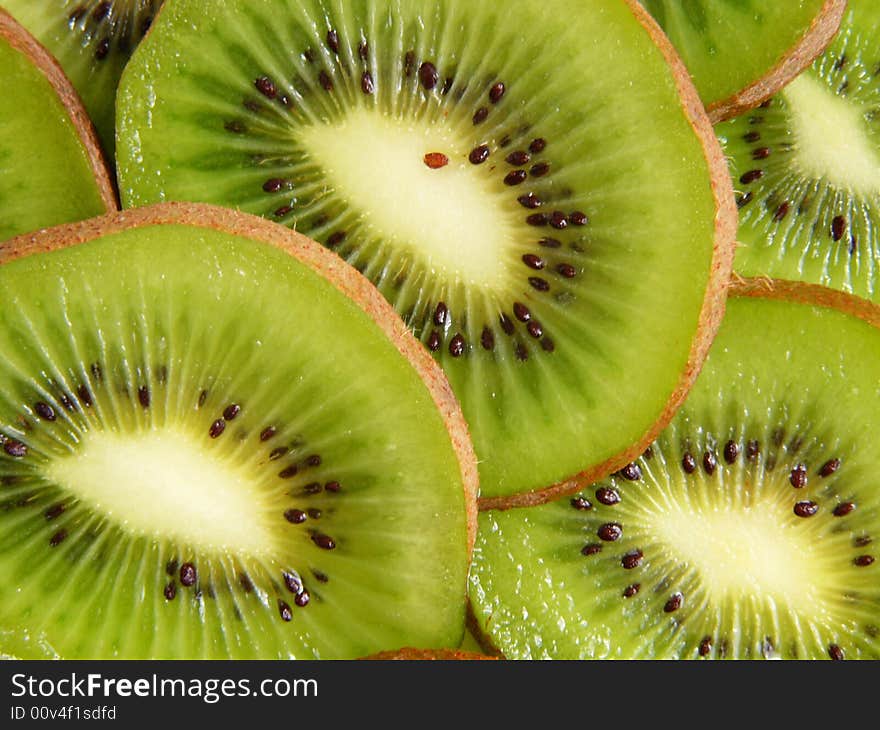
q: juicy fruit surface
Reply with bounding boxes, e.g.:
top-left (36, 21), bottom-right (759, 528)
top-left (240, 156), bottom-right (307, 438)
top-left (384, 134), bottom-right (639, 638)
top-left (3, 0), bottom-right (163, 157)
top-left (118, 0), bottom-right (728, 499)
top-left (641, 0), bottom-right (831, 111)
top-left (470, 296), bottom-right (880, 659)
top-left (0, 17), bottom-right (109, 240)
top-left (0, 216), bottom-right (470, 659)
top-left (717, 0), bottom-right (880, 302)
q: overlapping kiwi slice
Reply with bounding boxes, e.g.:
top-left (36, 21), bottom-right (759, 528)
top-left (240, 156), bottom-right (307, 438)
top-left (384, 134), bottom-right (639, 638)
top-left (717, 0), bottom-right (880, 303)
top-left (116, 0), bottom-right (735, 502)
top-left (642, 0), bottom-right (846, 122)
top-left (0, 203), bottom-right (477, 659)
top-left (0, 9), bottom-right (114, 241)
top-left (3, 0), bottom-right (163, 158)
top-left (469, 284), bottom-right (880, 659)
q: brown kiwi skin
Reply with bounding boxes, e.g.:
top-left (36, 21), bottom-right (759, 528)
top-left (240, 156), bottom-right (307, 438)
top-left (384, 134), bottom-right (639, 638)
top-left (705, 0), bottom-right (847, 124)
top-left (478, 0), bottom-right (738, 512)
top-left (0, 201), bottom-right (480, 558)
top-left (0, 9), bottom-right (117, 214)
top-left (359, 648), bottom-right (497, 661)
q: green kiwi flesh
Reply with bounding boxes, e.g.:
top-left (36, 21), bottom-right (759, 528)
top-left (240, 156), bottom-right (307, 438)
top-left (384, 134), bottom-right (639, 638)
top-left (641, 0), bottom-right (845, 121)
top-left (0, 203), bottom-right (475, 659)
top-left (470, 290), bottom-right (880, 659)
top-left (0, 10), bottom-right (114, 241)
top-left (116, 0), bottom-right (733, 501)
top-left (2, 0), bottom-right (163, 158)
top-left (718, 0), bottom-right (880, 303)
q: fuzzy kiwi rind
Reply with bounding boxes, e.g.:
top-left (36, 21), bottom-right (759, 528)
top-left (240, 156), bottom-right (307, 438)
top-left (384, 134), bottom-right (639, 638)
top-left (0, 201), bottom-right (479, 658)
top-left (0, 9), bottom-right (116, 230)
top-left (470, 278), bottom-right (880, 660)
top-left (477, 0), bottom-right (737, 511)
top-left (705, 0), bottom-right (847, 124)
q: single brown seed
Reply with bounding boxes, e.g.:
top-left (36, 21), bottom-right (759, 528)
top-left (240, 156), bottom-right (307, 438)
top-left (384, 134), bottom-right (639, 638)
top-left (138, 386), bottom-right (150, 408)
top-left (34, 402), bottom-right (56, 421)
top-left (529, 277), bottom-right (550, 292)
top-left (526, 213), bottom-right (549, 226)
top-left (326, 231), bottom-right (346, 247)
top-left (833, 502), bottom-right (855, 517)
top-left (556, 263), bottom-right (577, 279)
top-left (269, 446), bottom-right (288, 460)
top-left (623, 583), bottom-right (640, 598)
top-left (621, 550), bottom-right (643, 569)
top-left (255, 76), bottom-right (277, 98)
top-left (664, 593), bottom-right (683, 613)
top-left (854, 555), bottom-right (875, 567)
top-left (284, 509), bottom-right (307, 524)
top-left (541, 337), bottom-right (555, 353)
top-left (283, 572), bottom-right (303, 594)
top-left (209, 419), bottom-right (225, 438)
top-left (828, 644), bottom-right (844, 661)
top-left (279, 600), bottom-right (293, 622)
top-left (515, 342), bottom-right (529, 361)
top-left (569, 211), bottom-right (589, 226)
top-left (95, 37), bottom-right (110, 60)
top-left (531, 162), bottom-right (550, 177)
top-left (481, 327), bottom-right (495, 351)
top-left (179, 563), bottom-right (197, 587)
top-left (790, 464), bottom-right (807, 488)
top-left (325, 481), bottom-right (341, 493)
top-left (312, 533), bottom-right (336, 550)
top-left (505, 170), bottom-right (528, 186)
top-left (831, 216), bottom-right (847, 242)
top-left (424, 152), bottom-right (449, 169)
top-left (489, 82), bottom-right (506, 103)
top-left (518, 193), bottom-right (542, 209)
top-left (306, 454), bottom-right (322, 467)
top-left (507, 151), bottom-right (530, 166)
top-left (746, 440), bottom-right (760, 459)
top-left (166, 559), bottom-right (179, 576)
top-left (513, 303), bottom-right (531, 322)
top-left (469, 145), bottom-right (490, 164)
top-left (549, 211), bottom-right (567, 230)
top-left (499, 313), bottom-right (515, 335)
top-left (427, 331), bottom-right (441, 352)
top-left (570, 496), bottom-right (592, 511)
top-left (77, 385), bottom-right (92, 407)
top-left (595, 487), bottom-right (620, 506)
top-left (774, 202), bottom-right (790, 222)
top-left (855, 536), bottom-right (872, 547)
top-left (522, 254), bottom-right (545, 270)
top-left (434, 302), bottom-right (448, 326)
top-left (45, 503), bottom-right (65, 521)
top-left (48, 529), bottom-right (67, 547)
top-left (539, 237), bottom-right (562, 248)
top-left (526, 321), bottom-right (543, 339)
top-left (723, 441), bottom-right (738, 464)
top-left (682, 453), bottom-right (696, 473)
top-left (358, 41), bottom-right (369, 60)
top-left (740, 169), bottom-right (763, 184)
top-left (274, 205), bottom-right (292, 218)
top-left (744, 131), bottom-right (761, 143)
top-left (620, 463), bottom-right (642, 481)
top-left (703, 451), bottom-right (717, 475)
top-left (326, 29), bottom-right (339, 53)
top-left (361, 71), bottom-right (375, 95)
top-left (820, 458), bottom-right (841, 477)
top-left (419, 62), bottom-right (439, 90)
top-left (794, 501), bottom-right (819, 518)
top-left (449, 334), bottom-right (466, 357)
top-left (279, 465), bottom-right (298, 479)
top-left (223, 403), bottom-right (240, 421)
top-left (473, 107), bottom-right (489, 125)
top-left (239, 573), bottom-right (254, 592)
top-left (295, 590), bottom-right (311, 607)
top-left (3, 440), bottom-right (27, 458)
top-left (752, 147), bottom-right (771, 160)
top-left (263, 178), bottom-right (287, 193)
top-left (581, 543), bottom-right (602, 556)
top-left (164, 582), bottom-right (176, 601)
top-left (529, 138), bottom-right (547, 154)
top-left (598, 523), bottom-right (622, 541)
top-left (319, 70), bottom-right (333, 91)
top-left (699, 637), bottom-right (712, 657)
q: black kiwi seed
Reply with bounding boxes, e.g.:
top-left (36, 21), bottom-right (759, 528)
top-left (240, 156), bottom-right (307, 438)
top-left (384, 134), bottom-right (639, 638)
top-left (318, 70), bottom-right (333, 91)
top-left (208, 419), bottom-right (226, 438)
top-left (833, 502), bottom-right (856, 517)
top-left (831, 216), bottom-right (847, 242)
top-left (746, 440), bottom-right (760, 459)
top-left (3, 440), bottom-right (27, 458)
top-left (295, 591), bottom-right (311, 607)
top-left (164, 582), bottom-right (176, 601)
top-left (284, 509), bottom-right (307, 524)
top-left (504, 170), bottom-right (527, 186)
top-left (473, 107), bottom-right (489, 125)
top-left (703, 451), bottom-right (717, 475)
top-left (223, 403), bottom-right (241, 420)
top-left (513, 302), bottom-right (531, 322)
top-left (682, 453), bottom-right (696, 473)
top-left (304, 482), bottom-right (322, 495)
top-left (324, 481), bottom-right (341, 493)
top-left (518, 193), bottom-right (542, 209)
top-left (269, 446), bottom-right (288, 460)
top-left (481, 327), bottom-right (495, 351)
top-left (489, 82), bottom-right (505, 103)
top-left (260, 426), bottom-right (277, 441)
top-left (819, 458), bottom-right (841, 477)
top-left (539, 237), bottom-right (562, 249)
top-left (307, 508), bottom-right (322, 519)
top-left (449, 334), bottom-right (466, 357)
top-left (541, 337), bottom-right (555, 353)
top-left (773, 202), bottom-right (790, 222)
top-left (254, 76), bottom-right (277, 98)
top-left (571, 496), bottom-right (592, 511)
top-left (179, 563), bottom-right (197, 587)
top-left (623, 584), bottom-right (640, 598)
top-left (620, 463), bottom-right (641, 481)
top-left (499, 313), bottom-right (515, 335)
top-left (528, 277), bottom-right (550, 292)
top-left (49, 529), bottom-right (68, 547)
top-left (529, 138), bottom-right (547, 154)
top-left (790, 464), bottom-right (807, 488)
top-left (752, 147), bottom-right (771, 160)
top-left (327, 231), bottom-right (347, 247)
top-left (828, 644), bottom-right (845, 661)
top-left (311, 534), bottom-right (336, 550)
top-left (740, 169), bottom-right (763, 184)
top-left (469, 145), bottom-right (490, 165)
top-left (515, 341), bottom-right (529, 362)
top-left (598, 523), bottom-right (622, 541)
top-left (621, 550), bottom-right (643, 569)
top-left (433, 302), bottom-right (448, 326)
top-left (94, 38), bottom-right (111, 60)
top-left (723, 441), bottom-right (738, 464)
top-left (428, 330), bottom-right (441, 351)
top-left (138, 386), bottom-right (150, 408)
top-left (526, 213), bottom-right (549, 226)
top-left (34, 402), bottom-right (56, 421)
top-left (507, 151), bottom-right (530, 166)
top-left (77, 385), bottom-right (92, 407)
top-left (531, 162), bottom-right (550, 178)
top-left (360, 70), bottom-right (375, 95)
top-left (522, 254), bottom-right (544, 270)
top-left (664, 593), bottom-right (683, 613)
top-left (419, 62), bottom-right (439, 90)
top-left (278, 600), bottom-right (293, 622)
top-left (793, 501), bottom-right (819, 518)
top-left (569, 212), bottom-right (589, 226)
top-left (581, 543), bottom-right (602, 556)
top-left (699, 637), bottom-right (712, 657)
top-left (556, 263), bottom-right (577, 279)
top-left (526, 321), bottom-right (543, 339)
top-left (326, 29), bottom-right (339, 54)
top-left (595, 487), bottom-right (620, 506)
top-left (279, 465), bottom-right (298, 479)
top-left (44, 503), bottom-right (65, 521)
top-left (854, 555), bottom-right (875, 567)
top-left (283, 571), bottom-right (303, 594)
top-left (855, 536), bottom-right (872, 547)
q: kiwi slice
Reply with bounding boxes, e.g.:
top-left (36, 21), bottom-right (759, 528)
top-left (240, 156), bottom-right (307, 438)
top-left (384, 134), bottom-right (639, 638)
top-left (469, 282), bottom-right (880, 659)
top-left (717, 0), bottom-right (880, 304)
top-left (3, 0), bottom-right (163, 158)
top-left (642, 0), bottom-right (846, 122)
top-left (0, 202), bottom-right (477, 659)
top-left (0, 9), bottom-right (114, 241)
top-left (116, 0), bottom-right (735, 503)
top-left (361, 648), bottom-right (495, 660)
